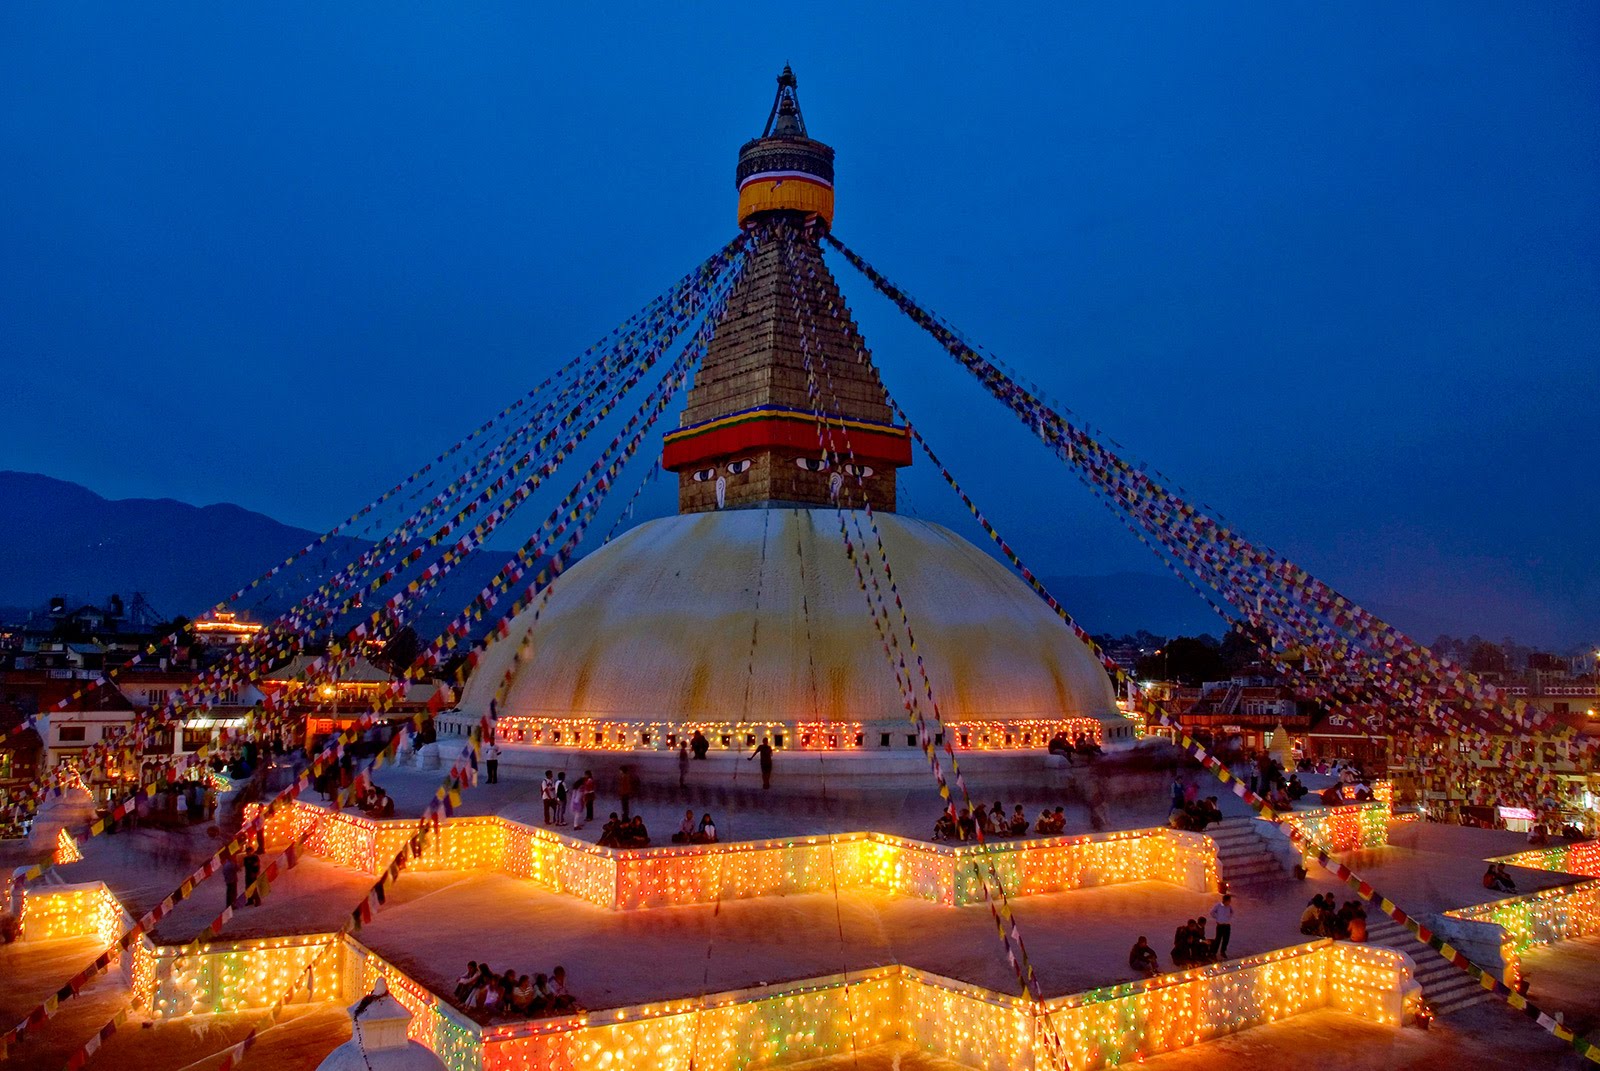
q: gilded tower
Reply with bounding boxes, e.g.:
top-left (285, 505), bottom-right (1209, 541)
top-left (662, 67), bottom-right (912, 513)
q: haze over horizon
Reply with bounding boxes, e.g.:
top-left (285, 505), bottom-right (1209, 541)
top-left (2, 4), bottom-right (1596, 647)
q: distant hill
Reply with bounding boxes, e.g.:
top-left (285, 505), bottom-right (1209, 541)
top-left (0, 471), bottom-right (513, 635)
top-left (0, 471), bottom-right (350, 620)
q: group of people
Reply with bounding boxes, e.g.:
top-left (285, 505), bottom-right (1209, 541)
top-left (1046, 732), bottom-right (1104, 765)
top-left (1299, 893), bottom-right (1368, 941)
top-left (597, 813), bottom-right (650, 848)
top-left (454, 960), bottom-right (578, 1019)
top-left (1129, 895), bottom-right (1236, 977)
top-left (670, 809), bottom-right (719, 844)
top-left (1168, 784), bottom-right (1225, 832)
top-left (358, 784), bottom-right (395, 818)
top-left (1483, 863), bottom-right (1518, 892)
top-left (540, 770), bottom-right (601, 829)
top-left (931, 801), bottom-right (1047, 842)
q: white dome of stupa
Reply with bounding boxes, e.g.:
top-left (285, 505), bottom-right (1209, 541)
top-left (462, 508), bottom-right (1133, 744)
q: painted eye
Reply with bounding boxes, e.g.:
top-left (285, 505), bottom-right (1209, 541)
top-left (692, 468), bottom-right (717, 482)
top-left (843, 464), bottom-right (874, 478)
top-left (726, 459), bottom-right (753, 475)
top-left (796, 457), bottom-right (829, 472)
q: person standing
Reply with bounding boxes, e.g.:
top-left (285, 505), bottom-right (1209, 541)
top-left (242, 849), bottom-right (262, 907)
top-left (221, 853), bottom-right (239, 907)
top-left (617, 765), bottom-right (637, 820)
top-left (690, 731), bottom-right (709, 760)
top-left (749, 737), bottom-right (774, 789)
top-left (582, 771), bottom-right (597, 822)
top-left (569, 781), bottom-right (586, 830)
top-left (484, 743), bottom-right (501, 784)
top-left (554, 772), bottom-right (569, 826)
top-left (541, 771), bottom-right (557, 825)
top-left (1209, 894), bottom-right (1234, 958)
top-left (678, 745), bottom-right (690, 788)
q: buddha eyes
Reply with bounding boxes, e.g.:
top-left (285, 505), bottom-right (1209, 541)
top-left (796, 457), bottom-right (829, 472)
top-left (843, 463), bottom-right (874, 478)
top-left (726, 459), bottom-right (753, 475)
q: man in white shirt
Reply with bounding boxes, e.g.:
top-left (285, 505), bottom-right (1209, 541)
top-left (540, 770), bottom-right (557, 824)
top-left (1209, 894), bottom-right (1235, 958)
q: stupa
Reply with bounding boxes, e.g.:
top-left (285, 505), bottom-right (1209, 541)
top-left (459, 67), bottom-right (1135, 755)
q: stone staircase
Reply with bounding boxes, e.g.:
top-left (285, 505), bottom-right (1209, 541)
top-left (1366, 916), bottom-right (1492, 1015)
top-left (1209, 817), bottom-right (1287, 892)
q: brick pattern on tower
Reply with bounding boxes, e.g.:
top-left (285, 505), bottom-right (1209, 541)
top-left (665, 232), bottom-right (910, 513)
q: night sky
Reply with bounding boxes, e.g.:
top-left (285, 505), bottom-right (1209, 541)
top-left (2, 4), bottom-right (1596, 647)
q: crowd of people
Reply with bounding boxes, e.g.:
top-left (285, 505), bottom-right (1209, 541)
top-left (932, 801), bottom-right (1064, 842)
top-left (1128, 895), bottom-right (1236, 977)
top-left (597, 813), bottom-right (651, 848)
top-left (1298, 893), bottom-right (1369, 941)
top-left (453, 959), bottom-right (580, 1019)
top-left (1046, 732), bottom-right (1104, 765)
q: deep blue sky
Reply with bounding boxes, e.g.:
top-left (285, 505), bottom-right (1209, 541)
top-left (2, 4), bottom-right (1596, 648)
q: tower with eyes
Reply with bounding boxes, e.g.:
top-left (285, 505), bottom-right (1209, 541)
top-left (662, 66), bottom-right (912, 514)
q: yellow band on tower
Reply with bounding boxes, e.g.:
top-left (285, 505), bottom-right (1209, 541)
top-left (738, 174), bottom-right (835, 227)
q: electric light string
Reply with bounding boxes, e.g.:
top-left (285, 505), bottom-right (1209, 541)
top-left (58, 718), bottom-right (491, 1071)
top-left (0, 707), bottom-right (424, 1059)
top-left (823, 231), bottom-right (1600, 1063)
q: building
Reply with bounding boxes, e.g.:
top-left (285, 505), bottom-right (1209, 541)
top-left (458, 71), bottom-right (1136, 754)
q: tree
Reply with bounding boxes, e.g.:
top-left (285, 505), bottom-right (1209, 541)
top-left (1135, 635), bottom-right (1225, 685)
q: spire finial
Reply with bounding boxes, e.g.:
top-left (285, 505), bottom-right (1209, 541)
top-left (762, 64), bottom-right (807, 138)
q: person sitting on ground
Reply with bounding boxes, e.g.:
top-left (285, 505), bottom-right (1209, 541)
top-left (1267, 784), bottom-right (1293, 812)
top-left (1171, 921), bottom-right (1192, 967)
top-left (1300, 896), bottom-right (1326, 937)
top-left (511, 973), bottom-right (535, 1015)
top-left (528, 973), bottom-right (552, 1016)
top-left (455, 960), bottom-right (480, 1001)
top-left (1050, 805), bottom-right (1066, 832)
top-left (972, 804), bottom-right (993, 837)
top-left (1008, 805), bottom-right (1029, 836)
top-left (1034, 808), bottom-right (1054, 834)
top-left (957, 808), bottom-right (977, 841)
top-left (694, 813), bottom-right (717, 844)
top-left (1201, 797), bottom-right (1223, 825)
top-left (1048, 733), bottom-right (1073, 760)
top-left (623, 815), bottom-right (650, 847)
top-left (481, 976), bottom-right (504, 1015)
top-left (934, 811), bottom-right (958, 842)
top-left (1495, 863), bottom-right (1517, 891)
top-left (1528, 823), bottom-right (1549, 846)
top-left (1333, 901), bottom-right (1355, 940)
top-left (1347, 902), bottom-right (1368, 942)
top-left (468, 964), bottom-right (495, 1009)
top-left (549, 965), bottom-right (577, 1012)
top-left (597, 812), bottom-right (623, 848)
top-left (1287, 774), bottom-right (1308, 801)
top-left (1129, 936), bottom-right (1160, 978)
top-left (1319, 896), bottom-right (1339, 936)
top-left (673, 808), bottom-right (697, 844)
top-left (1076, 733), bottom-right (1104, 761)
top-left (373, 790), bottom-right (396, 818)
